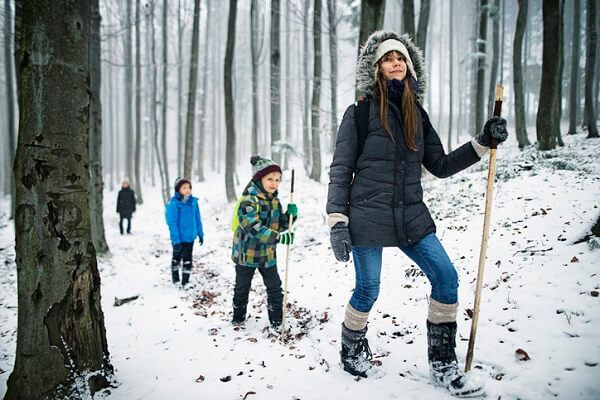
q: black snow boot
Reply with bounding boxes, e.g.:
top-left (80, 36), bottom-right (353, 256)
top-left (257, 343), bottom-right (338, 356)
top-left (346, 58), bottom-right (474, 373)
top-left (340, 323), bottom-right (374, 378)
top-left (171, 260), bottom-right (180, 284)
top-left (427, 321), bottom-right (484, 397)
top-left (232, 304), bottom-right (247, 325)
top-left (267, 302), bottom-right (283, 329)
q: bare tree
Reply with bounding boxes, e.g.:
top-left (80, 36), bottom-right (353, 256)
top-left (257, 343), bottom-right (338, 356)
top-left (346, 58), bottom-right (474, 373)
top-left (271, 0), bottom-right (281, 163)
top-left (584, 0), bottom-right (598, 138)
top-left (89, 0), bottom-right (109, 254)
top-left (5, 1), bottom-right (113, 397)
top-left (303, 0), bottom-right (312, 171)
top-left (197, 0), bottom-right (212, 181)
top-left (177, 0), bottom-right (184, 176)
top-left (513, 0), bottom-right (530, 148)
top-left (327, 0), bottom-right (339, 151)
top-left (536, 0), bottom-right (560, 150)
top-left (135, 0), bottom-right (144, 203)
top-left (184, 0), bottom-right (201, 179)
top-left (554, 0), bottom-right (565, 146)
top-left (568, 0), bottom-right (581, 135)
top-left (416, 0), bottom-right (431, 54)
top-left (161, 0), bottom-right (171, 188)
top-left (147, 2), bottom-right (169, 204)
top-left (475, 0), bottom-right (488, 132)
top-left (447, 0), bottom-right (454, 151)
top-left (225, 0), bottom-right (238, 201)
top-left (250, 0), bottom-right (264, 156)
top-left (3, 0), bottom-right (16, 218)
top-left (309, 0), bottom-right (322, 181)
top-left (403, 0), bottom-right (415, 39)
top-left (124, 1), bottom-right (134, 182)
top-left (356, 0), bottom-right (386, 98)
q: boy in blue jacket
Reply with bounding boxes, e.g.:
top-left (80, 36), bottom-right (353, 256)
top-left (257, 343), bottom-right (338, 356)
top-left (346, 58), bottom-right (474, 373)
top-left (166, 178), bottom-right (204, 286)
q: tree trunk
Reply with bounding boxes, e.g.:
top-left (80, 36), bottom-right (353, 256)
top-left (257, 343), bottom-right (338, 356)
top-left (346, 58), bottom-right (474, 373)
top-left (513, 0), bottom-right (530, 148)
top-left (416, 0), bottom-right (431, 54)
top-left (487, 0), bottom-right (500, 116)
top-left (197, 0), bottom-right (212, 181)
top-left (161, 0), bottom-right (171, 193)
top-left (134, 0), bottom-right (144, 203)
top-left (124, 1), bottom-right (134, 182)
top-left (303, 0), bottom-right (312, 172)
top-left (555, 0), bottom-right (565, 146)
top-left (3, 0), bottom-right (16, 218)
top-left (356, 0), bottom-right (385, 99)
top-left (225, 0), bottom-right (237, 201)
top-left (568, 0), bottom-right (581, 134)
top-left (250, 0), bottom-right (261, 156)
top-left (327, 0), bottom-right (338, 152)
top-left (584, 0), bottom-right (599, 138)
top-left (309, 0), bottom-right (322, 181)
top-left (89, 0), bottom-right (109, 254)
top-left (148, 2), bottom-right (168, 204)
top-left (271, 0), bottom-right (281, 163)
top-left (184, 0), bottom-right (201, 179)
top-left (5, 1), bottom-right (113, 397)
top-left (475, 0), bottom-right (488, 132)
top-left (536, 0), bottom-right (560, 150)
top-left (177, 0), bottom-right (184, 176)
top-left (403, 0), bottom-right (415, 40)
top-left (284, 0), bottom-right (292, 167)
top-left (447, 0), bottom-right (454, 151)
top-left (13, 0), bottom-right (21, 100)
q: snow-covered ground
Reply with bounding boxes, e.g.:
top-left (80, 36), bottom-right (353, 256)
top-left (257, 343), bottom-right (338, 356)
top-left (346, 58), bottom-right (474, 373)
top-left (1, 135), bottom-right (599, 399)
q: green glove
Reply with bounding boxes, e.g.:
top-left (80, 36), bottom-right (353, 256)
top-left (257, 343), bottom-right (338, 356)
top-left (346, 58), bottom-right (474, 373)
top-left (287, 203), bottom-right (298, 218)
top-left (278, 231), bottom-right (294, 245)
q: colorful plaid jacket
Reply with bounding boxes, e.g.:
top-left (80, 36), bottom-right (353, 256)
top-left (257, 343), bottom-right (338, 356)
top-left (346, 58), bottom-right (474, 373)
top-left (231, 181), bottom-right (290, 268)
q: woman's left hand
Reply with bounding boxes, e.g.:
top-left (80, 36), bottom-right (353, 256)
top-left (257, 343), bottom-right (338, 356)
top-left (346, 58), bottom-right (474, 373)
top-left (476, 116), bottom-right (509, 147)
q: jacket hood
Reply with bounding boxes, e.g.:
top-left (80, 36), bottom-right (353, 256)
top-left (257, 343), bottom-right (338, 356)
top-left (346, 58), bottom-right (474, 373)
top-left (356, 31), bottom-right (427, 101)
top-left (243, 180), bottom-right (276, 199)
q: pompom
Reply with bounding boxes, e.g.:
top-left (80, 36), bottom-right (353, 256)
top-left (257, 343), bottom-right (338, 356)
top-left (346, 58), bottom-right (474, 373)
top-left (250, 155), bottom-right (261, 166)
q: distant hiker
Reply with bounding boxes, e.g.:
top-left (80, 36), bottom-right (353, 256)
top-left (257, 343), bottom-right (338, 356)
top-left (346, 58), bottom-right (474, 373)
top-left (116, 177), bottom-right (137, 235)
top-left (166, 177), bottom-right (204, 287)
top-left (326, 31), bottom-right (508, 396)
top-left (230, 156), bottom-right (298, 330)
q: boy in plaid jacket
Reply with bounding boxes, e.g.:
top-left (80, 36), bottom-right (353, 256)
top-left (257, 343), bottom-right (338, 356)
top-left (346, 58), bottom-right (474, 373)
top-left (231, 156), bottom-right (297, 329)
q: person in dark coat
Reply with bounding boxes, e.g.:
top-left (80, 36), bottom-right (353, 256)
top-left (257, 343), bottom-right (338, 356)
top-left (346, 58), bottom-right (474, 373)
top-left (326, 31), bottom-right (508, 397)
top-left (116, 177), bottom-right (137, 235)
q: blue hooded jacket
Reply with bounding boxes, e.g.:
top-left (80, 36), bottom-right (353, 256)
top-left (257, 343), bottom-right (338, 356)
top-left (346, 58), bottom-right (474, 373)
top-left (165, 192), bottom-right (204, 245)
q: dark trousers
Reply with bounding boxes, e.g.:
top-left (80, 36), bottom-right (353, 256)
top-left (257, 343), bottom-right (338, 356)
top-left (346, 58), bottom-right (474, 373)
top-left (232, 264), bottom-right (283, 325)
top-left (172, 242), bottom-right (194, 285)
top-left (119, 214), bottom-right (131, 234)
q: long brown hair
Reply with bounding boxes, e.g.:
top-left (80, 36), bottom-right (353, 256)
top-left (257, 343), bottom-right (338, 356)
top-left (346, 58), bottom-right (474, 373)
top-left (375, 53), bottom-right (418, 151)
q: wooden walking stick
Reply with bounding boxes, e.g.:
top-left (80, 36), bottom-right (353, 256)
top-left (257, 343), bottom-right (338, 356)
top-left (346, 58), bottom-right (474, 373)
top-left (465, 85), bottom-right (504, 372)
top-left (280, 169), bottom-right (295, 339)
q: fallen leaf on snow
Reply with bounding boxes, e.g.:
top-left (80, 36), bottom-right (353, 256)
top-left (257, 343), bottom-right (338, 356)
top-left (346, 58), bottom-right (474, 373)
top-left (370, 360), bottom-right (383, 366)
top-left (243, 392), bottom-right (257, 400)
top-left (220, 375), bottom-right (232, 382)
top-left (570, 256), bottom-right (579, 263)
top-left (515, 348), bottom-right (530, 361)
top-left (195, 375), bottom-right (205, 383)
top-left (591, 290), bottom-right (599, 297)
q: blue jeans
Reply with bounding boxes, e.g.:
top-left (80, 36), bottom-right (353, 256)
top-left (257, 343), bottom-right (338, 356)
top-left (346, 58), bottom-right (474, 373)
top-left (349, 233), bottom-right (458, 313)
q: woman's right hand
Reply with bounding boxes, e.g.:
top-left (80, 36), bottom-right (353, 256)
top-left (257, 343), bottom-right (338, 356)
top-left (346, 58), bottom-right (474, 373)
top-left (330, 222), bottom-right (352, 262)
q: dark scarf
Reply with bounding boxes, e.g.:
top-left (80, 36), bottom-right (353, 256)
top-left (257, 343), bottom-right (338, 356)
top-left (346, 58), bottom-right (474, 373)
top-left (386, 78), bottom-right (418, 104)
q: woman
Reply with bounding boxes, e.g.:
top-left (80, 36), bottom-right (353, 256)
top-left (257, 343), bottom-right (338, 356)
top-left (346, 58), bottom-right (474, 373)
top-left (116, 177), bottom-right (136, 235)
top-left (326, 31), bottom-right (508, 397)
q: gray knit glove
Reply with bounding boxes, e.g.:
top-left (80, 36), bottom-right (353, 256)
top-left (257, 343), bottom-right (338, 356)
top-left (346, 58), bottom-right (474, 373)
top-left (330, 222), bottom-right (352, 262)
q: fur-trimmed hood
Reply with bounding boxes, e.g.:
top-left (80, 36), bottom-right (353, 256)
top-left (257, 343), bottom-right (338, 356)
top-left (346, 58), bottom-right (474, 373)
top-left (356, 31), bottom-right (427, 101)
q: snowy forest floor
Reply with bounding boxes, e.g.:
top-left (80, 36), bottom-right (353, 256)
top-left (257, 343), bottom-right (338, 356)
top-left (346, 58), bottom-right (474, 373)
top-left (1, 134), bottom-right (600, 399)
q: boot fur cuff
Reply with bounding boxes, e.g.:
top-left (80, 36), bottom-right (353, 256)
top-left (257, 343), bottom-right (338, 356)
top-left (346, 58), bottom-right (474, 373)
top-left (344, 303), bottom-right (369, 331)
top-left (428, 299), bottom-right (458, 324)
